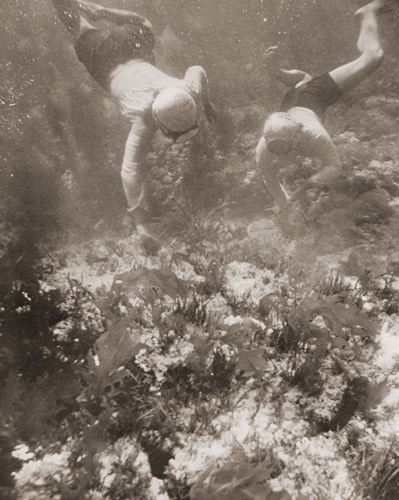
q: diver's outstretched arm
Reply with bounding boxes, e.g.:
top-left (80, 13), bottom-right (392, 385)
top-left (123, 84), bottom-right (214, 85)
top-left (276, 69), bottom-right (312, 88)
top-left (256, 137), bottom-right (291, 208)
top-left (264, 46), bottom-right (312, 88)
top-left (121, 117), bottom-right (156, 212)
top-left (184, 66), bottom-right (217, 124)
top-left (78, 0), bottom-right (152, 29)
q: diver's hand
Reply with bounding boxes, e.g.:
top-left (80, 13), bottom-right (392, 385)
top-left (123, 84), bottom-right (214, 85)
top-left (274, 201), bottom-right (291, 215)
top-left (204, 101), bottom-right (217, 125)
top-left (269, 195), bottom-right (293, 217)
top-left (290, 178), bottom-right (315, 201)
top-left (264, 46), bottom-right (280, 66)
top-left (309, 165), bottom-right (341, 187)
top-left (265, 45), bottom-right (279, 56)
top-left (291, 176), bottom-right (330, 203)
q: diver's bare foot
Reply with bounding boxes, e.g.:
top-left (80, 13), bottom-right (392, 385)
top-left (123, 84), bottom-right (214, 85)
top-left (355, 0), bottom-right (392, 16)
top-left (53, 0), bottom-right (81, 34)
top-left (78, 0), bottom-right (103, 21)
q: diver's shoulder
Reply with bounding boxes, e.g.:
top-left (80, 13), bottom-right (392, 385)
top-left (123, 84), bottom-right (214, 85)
top-left (287, 106), bottom-right (320, 124)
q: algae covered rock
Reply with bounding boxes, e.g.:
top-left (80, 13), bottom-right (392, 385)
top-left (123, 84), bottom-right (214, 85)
top-left (351, 188), bottom-right (392, 225)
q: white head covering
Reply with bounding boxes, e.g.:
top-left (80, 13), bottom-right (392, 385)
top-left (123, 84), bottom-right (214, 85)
top-left (152, 87), bottom-right (198, 133)
top-left (263, 112), bottom-right (301, 143)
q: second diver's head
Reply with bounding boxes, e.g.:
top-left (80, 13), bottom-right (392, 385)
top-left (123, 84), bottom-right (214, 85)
top-left (152, 87), bottom-right (199, 143)
top-left (263, 112), bottom-right (302, 156)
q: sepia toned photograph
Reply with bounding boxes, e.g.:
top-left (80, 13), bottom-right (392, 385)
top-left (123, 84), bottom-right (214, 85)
top-left (1, 0), bottom-right (399, 498)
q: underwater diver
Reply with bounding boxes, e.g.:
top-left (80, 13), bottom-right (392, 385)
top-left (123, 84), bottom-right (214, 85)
top-left (52, 0), bottom-right (217, 238)
top-left (256, 0), bottom-right (389, 211)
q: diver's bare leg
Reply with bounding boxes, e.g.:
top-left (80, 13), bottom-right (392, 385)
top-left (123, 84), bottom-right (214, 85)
top-left (328, 0), bottom-right (385, 92)
top-left (79, 0), bottom-right (151, 28)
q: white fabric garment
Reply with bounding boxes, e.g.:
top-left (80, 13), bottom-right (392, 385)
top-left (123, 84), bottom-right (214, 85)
top-left (109, 61), bottom-right (206, 210)
top-left (289, 107), bottom-right (342, 183)
top-left (110, 60), bottom-right (200, 120)
top-left (256, 106), bottom-right (342, 206)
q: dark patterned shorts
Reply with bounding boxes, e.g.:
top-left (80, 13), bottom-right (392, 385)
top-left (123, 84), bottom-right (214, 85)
top-left (75, 24), bottom-right (155, 89)
top-left (280, 73), bottom-right (343, 122)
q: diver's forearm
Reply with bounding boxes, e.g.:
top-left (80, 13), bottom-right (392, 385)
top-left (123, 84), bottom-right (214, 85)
top-left (276, 68), bottom-right (311, 87)
top-left (256, 140), bottom-right (289, 206)
top-left (265, 175), bottom-right (290, 206)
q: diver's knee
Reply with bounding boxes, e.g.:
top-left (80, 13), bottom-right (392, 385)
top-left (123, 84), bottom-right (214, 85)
top-left (364, 48), bottom-right (384, 70)
top-left (372, 47), bottom-right (384, 66)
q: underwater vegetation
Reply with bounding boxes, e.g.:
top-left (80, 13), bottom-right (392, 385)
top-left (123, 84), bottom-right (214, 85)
top-left (2, 0), bottom-right (399, 499)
